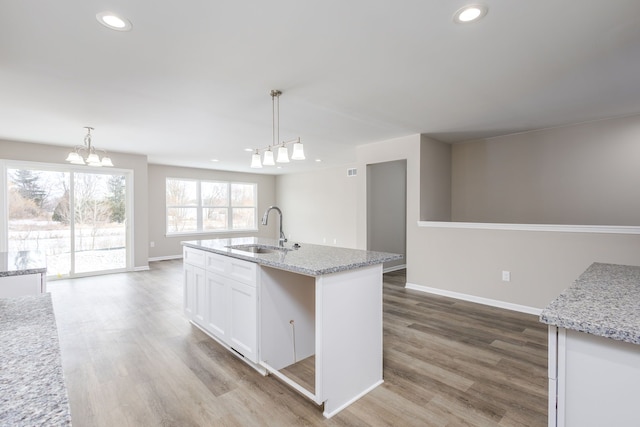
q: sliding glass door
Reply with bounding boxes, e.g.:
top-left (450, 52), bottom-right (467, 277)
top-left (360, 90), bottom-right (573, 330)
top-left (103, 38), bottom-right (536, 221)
top-left (6, 164), bottom-right (129, 278)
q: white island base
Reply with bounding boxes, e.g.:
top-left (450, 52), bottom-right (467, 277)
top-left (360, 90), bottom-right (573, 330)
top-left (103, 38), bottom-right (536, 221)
top-left (548, 326), bottom-right (640, 427)
top-left (260, 264), bottom-right (383, 418)
top-left (182, 239), bottom-right (397, 419)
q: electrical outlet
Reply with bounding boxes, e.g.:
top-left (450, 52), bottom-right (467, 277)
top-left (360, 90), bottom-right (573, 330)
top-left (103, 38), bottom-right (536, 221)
top-left (150, 241), bottom-right (155, 248)
top-left (502, 271), bottom-right (511, 282)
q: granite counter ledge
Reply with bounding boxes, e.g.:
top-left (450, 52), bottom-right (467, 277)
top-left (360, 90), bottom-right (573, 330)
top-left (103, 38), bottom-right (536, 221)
top-left (0, 250), bottom-right (47, 277)
top-left (540, 262), bottom-right (640, 345)
top-left (182, 237), bottom-right (402, 276)
top-left (0, 293), bottom-right (71, 426)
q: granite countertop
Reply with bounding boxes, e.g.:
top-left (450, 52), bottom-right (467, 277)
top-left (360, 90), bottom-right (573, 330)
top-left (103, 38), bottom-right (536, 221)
top-left (0, 293), bottom-right (72, 426)
top-left (0, 251), bottom-right (47, 277)
top-left (182, 237), bottom-right (403, 276)
top-left (540, 262), bottom-right (640, 345)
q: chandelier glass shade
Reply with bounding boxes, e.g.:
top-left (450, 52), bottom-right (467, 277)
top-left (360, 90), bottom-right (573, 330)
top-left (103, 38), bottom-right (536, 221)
top-left (65, 127), bottom-right (114, 167)
top-left (250, 90), bottom-right (305, 168)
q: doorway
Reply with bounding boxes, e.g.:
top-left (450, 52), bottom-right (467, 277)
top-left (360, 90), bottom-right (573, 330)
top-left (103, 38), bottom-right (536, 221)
top-left (6, 164), bottom-right (130, 278)
top-left (366, 160), bottom-right (406, 270)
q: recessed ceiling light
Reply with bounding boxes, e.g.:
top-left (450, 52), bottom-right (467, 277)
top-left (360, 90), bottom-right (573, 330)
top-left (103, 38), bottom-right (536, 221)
top-left (315, 159), bottom-right (322, 163)
top-left (244, 148), bottom-right (254, 152)
top-left (96, 12), bottom-right (132, 31)
top-left (453, 4), bottom-right (488, 24)
top-left (210, 159), bottom-right (219, 162)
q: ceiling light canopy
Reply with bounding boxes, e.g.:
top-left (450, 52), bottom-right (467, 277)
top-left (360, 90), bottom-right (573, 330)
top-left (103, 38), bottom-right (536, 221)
top-left (65, 127), bottom-right (114, 167)
top-left (250, 90), bottom-right (305, 168)
top-left (453, 4), bottom-right (488, 23)
top-left (96, 11), bottom-right (132, 31)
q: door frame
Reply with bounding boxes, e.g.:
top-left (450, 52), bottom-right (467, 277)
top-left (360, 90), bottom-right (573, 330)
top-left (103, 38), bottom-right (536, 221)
top-left (1, 159), bottom-right (134, 278)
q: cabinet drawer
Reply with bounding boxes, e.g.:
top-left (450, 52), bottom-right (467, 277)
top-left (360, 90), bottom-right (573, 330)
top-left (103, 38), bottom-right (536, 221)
top-left (228, 258), bottom-right (257, 286)
top-left (205, 252), bottom-right (226, 274)
top-left (183, 247), bottom-right (205, 267)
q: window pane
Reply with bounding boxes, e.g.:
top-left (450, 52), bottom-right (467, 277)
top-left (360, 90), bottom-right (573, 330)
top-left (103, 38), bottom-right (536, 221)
top-left (203, 208), bottom-right (228, 230)
top-left (74, 173), bottom-right (127, 273)
top-left (7, 169), bottom-right (71, 277)
top-left (232, 208), bottom-right (255, 230)
top-left (231, 183), bottom-right (256, 207)
top-left (166, 179), bottom-right (197, 206)
top-left (202, 182), bottom-right (228, 207)
top-left (167, 207), bottom-right (197, 233)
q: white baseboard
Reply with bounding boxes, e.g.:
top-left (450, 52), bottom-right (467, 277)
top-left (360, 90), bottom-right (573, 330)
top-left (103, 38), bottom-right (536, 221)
top-left (148, 255), bottom-right (183, 262)
top-left (383, 264), bottom-right (406, 273)
top-left (133, 265), bottom-right (150, 271)
top-left (405, 282), bottom-right (542, 315)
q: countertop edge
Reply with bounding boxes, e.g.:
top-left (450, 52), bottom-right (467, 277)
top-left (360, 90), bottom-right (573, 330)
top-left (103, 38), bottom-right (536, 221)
top-left (539, 262), bottom-right (640, 346)
top-left (0, 267), bottom-right (47, 277)
top-left (181, 240), bottom-right (402, 276)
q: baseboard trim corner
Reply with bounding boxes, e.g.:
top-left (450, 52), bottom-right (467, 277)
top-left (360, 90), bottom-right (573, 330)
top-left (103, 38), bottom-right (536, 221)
top-left (133, 265), bottom-right (150, 272)
top-left (148, 255), bottom-right (183, 262)
top-left (383, 264), bottom-right (406, 274)
top-left (405, 282), bottom-right (542, 315)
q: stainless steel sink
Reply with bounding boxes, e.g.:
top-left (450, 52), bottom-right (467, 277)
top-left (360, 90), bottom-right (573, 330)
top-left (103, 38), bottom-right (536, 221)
top-left (226, 244), bottom-right (288, 254)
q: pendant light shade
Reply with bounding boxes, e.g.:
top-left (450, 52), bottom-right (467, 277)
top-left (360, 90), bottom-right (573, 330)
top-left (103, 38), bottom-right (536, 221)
top-left (263, 148), bottom-right (275, 166)
top-left (248, 90), bottom-right (306, 168)
top-left (277, 144), bottom-right (290, 163)
top-left (291, 139), bottom-right (305, 160)
top-left (250, 150), bottom-right (262, 168)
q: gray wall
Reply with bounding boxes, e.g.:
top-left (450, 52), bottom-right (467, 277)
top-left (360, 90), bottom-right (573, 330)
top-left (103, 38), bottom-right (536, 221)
top-left (452, 115), bottom-right (640, 225)
top-left (367, 160), bottom-right (406, 269)
top-left (420, 135), bottom-right (452, 221)
top-left (0, 138), bottom-right (149, 270)
top-left (275, 164), bottom-right (358, 248)
top-left (148, 164), bottom-right (277, 258)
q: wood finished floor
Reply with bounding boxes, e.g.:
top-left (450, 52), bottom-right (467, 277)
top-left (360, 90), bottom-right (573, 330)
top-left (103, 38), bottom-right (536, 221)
top-left (48, 260), bottom-right (547, 426)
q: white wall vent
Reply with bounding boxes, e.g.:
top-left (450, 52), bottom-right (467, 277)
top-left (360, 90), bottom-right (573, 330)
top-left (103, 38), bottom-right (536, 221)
top-left (347, 168), bottom-right (357, 177)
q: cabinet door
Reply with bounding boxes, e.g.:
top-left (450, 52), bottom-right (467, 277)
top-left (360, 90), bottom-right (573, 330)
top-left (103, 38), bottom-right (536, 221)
top-left (183, 264), bottom-right (195, 319)
top-left (0, 274), bottom-right (42, 298)
top-left (205, 272), bottom-right (227, 341)
top-left (228, 280), bottom-right (257, 363)
top-left (184, 263), bottom-right (206, 323)
top-left (193, 266), bottom-right (206, 324)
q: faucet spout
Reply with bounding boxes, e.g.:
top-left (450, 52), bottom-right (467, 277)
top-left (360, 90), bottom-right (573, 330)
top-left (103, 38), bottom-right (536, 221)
top-left (261, 206), bottom-right (287, 246)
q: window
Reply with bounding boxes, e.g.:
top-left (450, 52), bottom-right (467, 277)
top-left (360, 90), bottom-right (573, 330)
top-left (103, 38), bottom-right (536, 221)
top-left (166, 178), bottom-right (257, 234)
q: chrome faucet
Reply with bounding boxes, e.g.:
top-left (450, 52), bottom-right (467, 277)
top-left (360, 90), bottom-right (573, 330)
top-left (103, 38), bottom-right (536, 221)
top-left (261, 206), bottom-right (287, 246)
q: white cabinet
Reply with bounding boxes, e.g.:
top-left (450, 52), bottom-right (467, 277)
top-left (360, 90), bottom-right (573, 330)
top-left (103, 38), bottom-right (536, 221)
top-left (549, 326), bottom-right (640, 427)
top-left (0, 273), bottom-right (45, 298)
top-left (228, 279), bottom-right (257, 362)
top-left (204, 271), bottom-right (227, 341)
top-left (183, 260), bottom-right (205, 323)
top-left (183, 247), bottom-right (206, 323)
top-left (183, 247), bottom-right (258, 365)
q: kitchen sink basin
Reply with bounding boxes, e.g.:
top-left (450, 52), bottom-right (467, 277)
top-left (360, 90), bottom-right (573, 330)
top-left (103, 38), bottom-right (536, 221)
top-left (226, 244), bottom-right (289, 254)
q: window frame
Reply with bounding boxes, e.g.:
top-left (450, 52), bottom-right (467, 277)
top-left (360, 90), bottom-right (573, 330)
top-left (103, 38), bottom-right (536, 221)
top-left (165, 177), bottom-right (258, 236)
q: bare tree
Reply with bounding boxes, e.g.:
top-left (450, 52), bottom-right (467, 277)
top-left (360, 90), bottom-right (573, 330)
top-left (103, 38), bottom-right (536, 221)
top-left (74, 174), bottom-right (111, 250)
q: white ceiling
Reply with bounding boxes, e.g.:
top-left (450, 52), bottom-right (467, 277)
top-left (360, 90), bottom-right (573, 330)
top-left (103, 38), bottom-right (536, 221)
top-left (2, 0), bottom-right (640, 174)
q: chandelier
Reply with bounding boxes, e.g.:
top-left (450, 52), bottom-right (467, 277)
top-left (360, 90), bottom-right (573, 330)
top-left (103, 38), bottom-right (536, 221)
top-left (250, 90), bottom-right (305, 168)
top-left (65, 127), bottom-right (114, 167)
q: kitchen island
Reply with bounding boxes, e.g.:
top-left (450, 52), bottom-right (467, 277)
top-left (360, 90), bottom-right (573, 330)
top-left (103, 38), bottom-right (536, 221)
top-left (540, 262), bottom-right (640, 427)
top-left (182, 237), bottom-right (402, 418)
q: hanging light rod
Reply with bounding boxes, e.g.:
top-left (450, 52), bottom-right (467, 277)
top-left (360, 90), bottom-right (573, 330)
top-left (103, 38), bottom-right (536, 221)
top-left (250, 90), bottom-right (305, 168)
top-left (65, 126), bottom-right (114, 167)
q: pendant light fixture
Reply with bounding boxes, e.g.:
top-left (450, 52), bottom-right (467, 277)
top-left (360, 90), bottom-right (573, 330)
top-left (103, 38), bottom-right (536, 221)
top-left (65, 127), bottom-right (114, 167)
top-left (250, 90), bottom-right (305, 168)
